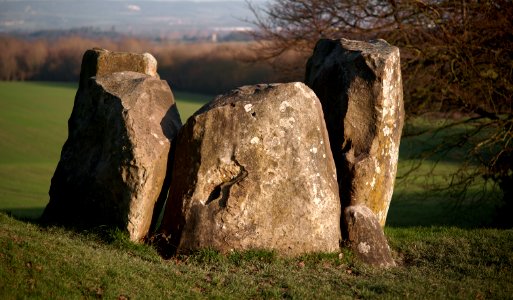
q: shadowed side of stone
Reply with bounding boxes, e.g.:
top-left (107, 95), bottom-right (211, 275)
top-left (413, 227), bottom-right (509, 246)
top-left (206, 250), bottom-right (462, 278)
top-left (344, 205), bottom-right (395, 267)
top-left (158, 82), bottom-right (341, 256)
top-left (305, 38), bottom-right (405, 227)
top-left (42, 71), bottom-right (181, 242)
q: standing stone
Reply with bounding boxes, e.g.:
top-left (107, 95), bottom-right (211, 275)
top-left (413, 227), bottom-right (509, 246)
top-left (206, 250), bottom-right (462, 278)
top-left (42, 71), bottom-right (181, 242)
top-left (344, 205), bottom-right (395, 267)
top-left (305, 38), bottom-right (404, 227)
top-left (159, 83), bottom-right (341, 256)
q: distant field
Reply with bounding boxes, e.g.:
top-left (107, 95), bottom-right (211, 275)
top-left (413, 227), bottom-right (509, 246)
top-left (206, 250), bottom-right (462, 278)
top-left (0, 81), bottom-right (500, 227)
top-left (0, 81), bottom-right (210, 219)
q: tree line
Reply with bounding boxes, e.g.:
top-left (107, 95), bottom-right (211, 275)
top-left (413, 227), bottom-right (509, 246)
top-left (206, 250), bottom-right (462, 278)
top-left (0, 35), bottom-right (289, 95)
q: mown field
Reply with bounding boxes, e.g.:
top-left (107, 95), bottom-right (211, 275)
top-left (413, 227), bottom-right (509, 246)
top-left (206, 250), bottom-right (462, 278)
top-left (1, 81), bottom-right (512, 298)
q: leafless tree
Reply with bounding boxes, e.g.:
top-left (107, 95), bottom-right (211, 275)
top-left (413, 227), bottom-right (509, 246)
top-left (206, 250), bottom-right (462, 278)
top-left (249, 0), bottom-right (513, 226)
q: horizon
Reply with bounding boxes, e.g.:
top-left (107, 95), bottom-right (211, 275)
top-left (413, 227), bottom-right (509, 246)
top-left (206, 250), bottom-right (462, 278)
top-left (0, 0), bottom-right (266, 36)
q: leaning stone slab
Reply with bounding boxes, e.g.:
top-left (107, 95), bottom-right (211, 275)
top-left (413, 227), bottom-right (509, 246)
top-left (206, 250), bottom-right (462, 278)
top-left (78, 48), bottom-right (159, 90)
top-left (305, 38), bottom-right (404, 227)
top-left (344, 205), bottom-right (395, 267)
top-left (42, 71), bottom-right (182, 242)
top-left (159, 83), bottom-right (341, 256)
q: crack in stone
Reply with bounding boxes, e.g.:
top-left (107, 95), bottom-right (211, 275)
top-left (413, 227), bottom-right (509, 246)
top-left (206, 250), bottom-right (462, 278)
top-left (205, 161), bottom-right (248, 208)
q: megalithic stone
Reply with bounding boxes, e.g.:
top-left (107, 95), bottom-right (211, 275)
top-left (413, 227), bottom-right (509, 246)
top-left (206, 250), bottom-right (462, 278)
top-left (43, 71), bottom-right (181, 242)
top-left (42, 49), bottom-right (179, 242)
top-left (158, 83), bottom-right (341, 256)
top-left (305, 38), bottom-right (404, 227)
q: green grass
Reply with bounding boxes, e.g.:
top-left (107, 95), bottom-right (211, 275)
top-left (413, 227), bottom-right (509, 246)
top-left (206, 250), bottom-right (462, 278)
top-left (0, 81), bottom-right (209, 219)
top-left (1, 213), bottom-right (512, 299)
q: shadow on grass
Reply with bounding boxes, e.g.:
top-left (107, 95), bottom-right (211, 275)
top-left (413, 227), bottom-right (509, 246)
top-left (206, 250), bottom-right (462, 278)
top-left (1, 196), bottom-right (502, 232)
top-left (0, 207), bottom-right (45, 223)
top-left (387, 190), bottom-right (501, 229)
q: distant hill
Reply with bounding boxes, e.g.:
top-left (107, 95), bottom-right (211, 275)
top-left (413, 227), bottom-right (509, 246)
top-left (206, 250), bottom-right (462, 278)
top-left (0, 0), bottom-right (262, 38)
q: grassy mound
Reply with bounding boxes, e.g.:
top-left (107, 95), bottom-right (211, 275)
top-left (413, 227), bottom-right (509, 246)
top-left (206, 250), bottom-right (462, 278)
top-left (1, 213), bottom-right (512, 298)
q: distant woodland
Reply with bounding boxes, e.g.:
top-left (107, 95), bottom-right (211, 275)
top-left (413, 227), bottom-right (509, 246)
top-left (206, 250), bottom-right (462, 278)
top-left (0, 35), bottom-right (295, 95)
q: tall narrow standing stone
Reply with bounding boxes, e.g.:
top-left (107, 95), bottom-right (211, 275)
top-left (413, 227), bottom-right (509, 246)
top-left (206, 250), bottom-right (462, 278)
top-left (305, 38), bottom-right (404, 227)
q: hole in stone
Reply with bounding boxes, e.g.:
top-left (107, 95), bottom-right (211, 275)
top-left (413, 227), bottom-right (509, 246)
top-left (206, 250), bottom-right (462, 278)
top-left (251, 112), bottom-right (256, 117)
top-left (230, 103), bottom-right (236, 107)
top-left (206, 185), bottom-right (221, 205)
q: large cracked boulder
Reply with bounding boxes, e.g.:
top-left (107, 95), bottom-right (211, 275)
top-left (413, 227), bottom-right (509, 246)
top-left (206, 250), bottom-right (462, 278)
top-left (159, 82), bottom-right (341, 256)
top-left (42, 71), bottom-right (181, 242)
top-left (305, 38), bottom-right (404, 227)
top-left (344, 205), bottom-right (395, 267)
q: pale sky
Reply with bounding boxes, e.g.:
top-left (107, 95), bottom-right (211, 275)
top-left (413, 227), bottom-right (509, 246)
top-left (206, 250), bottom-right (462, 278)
top-left (0, 0), bottom-right (265, 33)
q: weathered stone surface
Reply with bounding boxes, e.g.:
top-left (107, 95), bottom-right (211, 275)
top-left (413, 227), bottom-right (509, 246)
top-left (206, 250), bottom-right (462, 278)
top-left (78, 48), bottom-right (159, 90)
top-left (159, 82), bottom-right (341, 256)
top-left (42, 71), bottom-right (181, 242)
top-left (305, 38), bottom-right (404, 227)
top-left (344, 205), bottom-right (395, 267)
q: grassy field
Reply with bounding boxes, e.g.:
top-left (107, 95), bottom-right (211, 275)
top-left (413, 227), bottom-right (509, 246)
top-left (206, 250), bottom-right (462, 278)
top-left (1, 81), bottom-right (512, 298)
